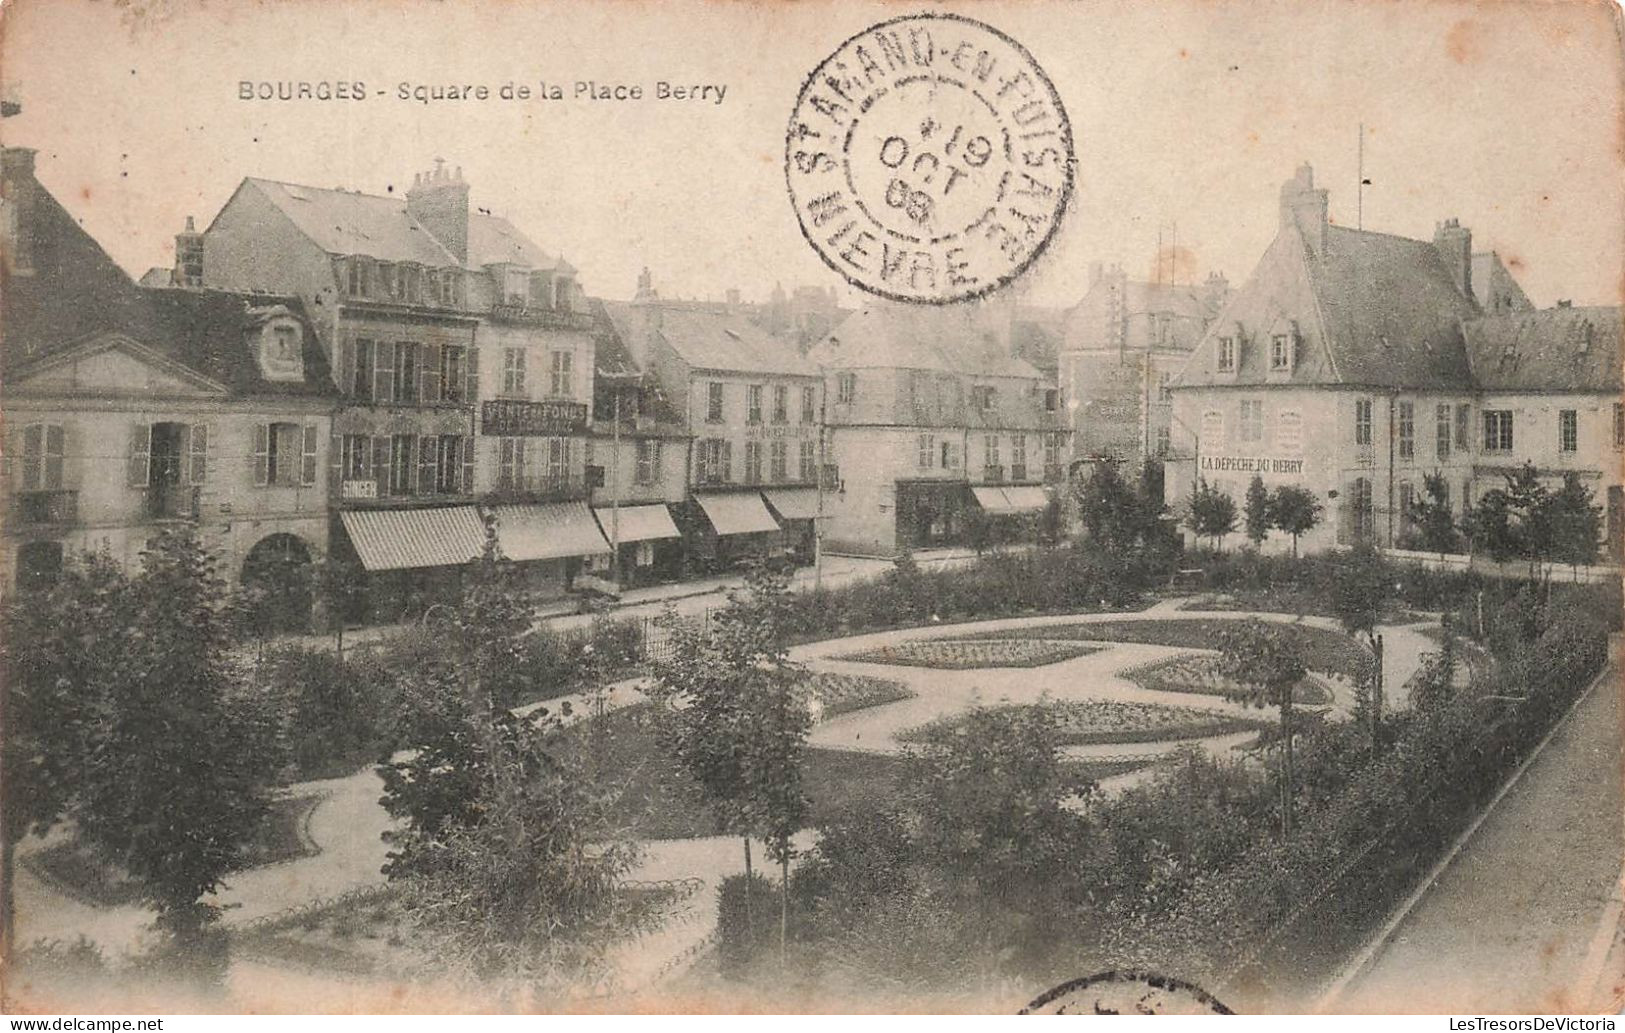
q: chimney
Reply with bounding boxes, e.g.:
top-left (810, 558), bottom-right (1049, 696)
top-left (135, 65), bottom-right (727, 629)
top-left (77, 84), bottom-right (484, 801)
top-left (1432, 218), bottom-right (1473, 301)
top-left (2, 148), bottom-right (38, 273)
top-left (174, 215), bottom-right (204, 287)
top-left (405, 158), bottom-right (470, 263)
top-left (1279, 163), bottom-right (1329, 257)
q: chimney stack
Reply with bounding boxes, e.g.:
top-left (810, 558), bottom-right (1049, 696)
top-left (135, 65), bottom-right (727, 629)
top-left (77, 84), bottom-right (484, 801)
top-left (1432, 218), bottom-right (1473, 301)
top-left (1279, 163), bottom-right (1329, 257)
top-left (174, 215), bottom-right (204, 287)
top-left (405, 158), bottom-right (470, 263)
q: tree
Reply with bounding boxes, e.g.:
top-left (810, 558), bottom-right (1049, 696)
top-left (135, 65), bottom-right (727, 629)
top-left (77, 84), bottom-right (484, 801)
top-left (1328, 542), bottom-right (1389, 735)
top-left (1462, 487), bottom-right (1520, 562)
top-left (1244, 475), bottom-right (1271, 548)
top-left (1548, 471), bottom-right (1603, 574)
top-left (1078, 459), bottom-right (1159, 550)
top-left (647, 563), bottom-right (811, 961)
top-left (1408, 471), bottom-right (1462, 558)
top-left (1185, 480), bottom-right (1238, 550)
top-left (1504, 463), bottom-right (1555, 578)
top-left (1268, 485), bottom-right (1323, 558)
top-left (317, 552), bottom-right (369, 658)
top-left (1216, 619), bottom-right (1307, 838)
top-left (74, 525), bottom-right (280, 958)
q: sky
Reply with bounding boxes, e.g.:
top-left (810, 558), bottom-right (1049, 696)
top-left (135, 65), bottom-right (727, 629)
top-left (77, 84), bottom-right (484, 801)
top-left (3, 0), bottom-right (1621, 310)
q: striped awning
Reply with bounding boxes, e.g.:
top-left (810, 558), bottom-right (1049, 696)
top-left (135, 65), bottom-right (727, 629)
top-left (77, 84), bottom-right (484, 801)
top-left (1001, 485), bottom-right (1051, 511)
top-left (970, 486), bottom-right (1019, 514)
top-left (491, 503), bottom-right (610, 562)
top-left (339, 506), bottom-right (486, 571)
top-left (696, 492), bottom-right (781, 536)
top-left (762, 488), bottom-right (822, 521)
top-left (592, 504), bottom-right (681, 543)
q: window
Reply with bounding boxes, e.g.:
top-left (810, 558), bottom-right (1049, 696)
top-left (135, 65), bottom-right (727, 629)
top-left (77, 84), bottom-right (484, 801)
top-left (799, 440), bottom-right (816, 481)
top-left (936, 375), bottom-right (959, 421)
top-left (707, 382), bottom-right (725, 423)
top-left (441, 345), bottom-right (467, 403)
top-left (1277, 411), bottom-right (1303, 455)
top-left (1483, 410), bottom-right (1514, 452)
top-left (395, 342), bottom-right (419, 402)
top-left (550, 350), bottom-right (573, 398)
top-left (744, 441), bottom-right (763, 484)
top-left (1398, 401), bottom-right (1415, 460)
top-left (504, 267), bottom-right (529, 304)
top-left (1436, 404), bottom-right (1452, 460)
top-left (917, 433), bottom-right (935, 469)
top-left (1011, 434), bottom-right (1028, 479)
top-left (836, 372), bottom-right (856, 405)
top-left (1270, 334), bottom-right (1292, 371)
top-left (1355, 398), bottom-right (1373, 446)
top-left (402, 264), bottom-right (420, 304)
top-left (770, 441), bottom-right (788, 482)
top-left (1559, 409), bottom-right (1578, 453)
top-left (1155, 426), bottom-right (1172, 457)
top-left (1217, 336), bottom-right (1237, 371)
top-left (352, 339), bottom-right (376, 401)
top-left (1457, 403), bottom-right (1472, 450)
top-left (1045, 388), bottom-right (1059, 412)
top-left (1350, 477), bottom-right (1374, 543)
top-left (698, 438), bottom-right (730, 483)
top-left (433, 435), bottom-right (465, 494)
top-left (1044, 431), bottom-right (1061, 471)
top-left (1157, 373), bottom-right (1172, 402)
top-left (747, 385), bottom-right (764, 425)
top-left (342, 434), bottom-right (372, 481)
top-left (772, 385), bottom-right (789, 424)
top-left (635, 440), bottom-right (661, 485)
top-left (1201, 410), bottom-right (1224, 450)
top-left (188, 424), bottom-right (208, 484)
top-left (503, 348), bottom-right (528, 396)
top-left (1239, 399), bottom-right (1263, 444)
top-left (1399, 480), bottom-right (1416, 534)
top-left (802, 385), bottom-right (817, 424)
top-left (983, 433), bottom-right (1000, 471)
top-left (373, 337), bottom-right (396, 402)
top-left (972, 385), bottom-right (996, 411)
top-left (255, 423), bottom-right (316, 487)
top-left (498, 438), bottom-right (526, 490)
top-left (20, 423), bottom-right (65, 490)
top-left (389, 434), bottom-right (416, 495)
top-left (545, 437), bottom-right (570, 485)
top-left (942, 440), bottom-right (959, 469)
top-left (346, 258), bottom-right (370, 297)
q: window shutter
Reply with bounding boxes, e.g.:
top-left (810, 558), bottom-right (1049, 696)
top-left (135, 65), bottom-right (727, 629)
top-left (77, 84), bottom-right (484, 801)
top-left (419, 436), bottom-right (438, 493)
top-left (301, 425), bottom-right (319, 485)
top-left (375, 339), bottom-right (395, 403)
top-left (330, 434), bottom-right (343, 495)
top-left (187, 424), bottom-right (209, 485)
top-left (721, 440), bottom-right (733, 482)
top-left (43, 424), bottom-right (65, 490)
top-left (251, 423), bottom-right (269, 487)
top-left (126, 423), bottom-right (152, 488)
top-left (372, 437), bottom-right (390, 488)
top-left (21, 424), bottom-right (42, 491)
top-left (465, 346), bottom-right (480, 406)
top-left (461, 436), bottom-right (474, 493)
top-left (422, 343), bottom-right (442, 403)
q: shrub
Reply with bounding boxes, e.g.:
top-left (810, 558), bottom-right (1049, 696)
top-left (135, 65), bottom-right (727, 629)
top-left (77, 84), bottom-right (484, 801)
top-left (261, 645), bottom-right (397, 779)
top-left (717, 872), bottom-right (779, 979)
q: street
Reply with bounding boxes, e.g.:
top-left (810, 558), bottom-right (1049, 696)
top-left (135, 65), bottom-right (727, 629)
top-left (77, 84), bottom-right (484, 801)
top-left (1331, 653), bottom-right (1623, 1013)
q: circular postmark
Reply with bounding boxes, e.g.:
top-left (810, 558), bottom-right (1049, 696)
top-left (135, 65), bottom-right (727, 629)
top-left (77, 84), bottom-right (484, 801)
top-left (1020, 970), bottom-right (1234, 1015)
top-left (785, 12), bottom-right (1074, 305)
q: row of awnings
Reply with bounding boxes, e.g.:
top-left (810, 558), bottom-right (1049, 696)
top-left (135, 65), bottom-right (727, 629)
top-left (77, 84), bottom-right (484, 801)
top-left (338, 489), bottom-right (823, 572)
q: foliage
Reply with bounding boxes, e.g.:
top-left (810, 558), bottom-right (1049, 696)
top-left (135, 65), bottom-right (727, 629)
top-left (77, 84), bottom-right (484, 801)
top-left (717, 872), bottom-right (779, 978)
top-left (1405, 471), bottom-right (1463, 557)
top-left (1217, 619), bottom-right (1308, 838)
top-left (1327, 542), bottom-right (1388, 648)
top-left (260, 644), bottom-right (397, 778)
top-left (1549, 472), bottom-right (1603, 570)
top-left (1244, 476), bottom-right (1272, 548)
top-left (1268, 485), bottom-right (1323, 557)
top-left (1079, 459), bottom-right (1167, 552)
top-left (1185, 480), bottom-right (1239, 550)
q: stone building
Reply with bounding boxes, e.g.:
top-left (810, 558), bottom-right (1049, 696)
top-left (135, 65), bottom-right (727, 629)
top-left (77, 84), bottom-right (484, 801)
top-left (808, 303), bottom-right (1070, 557)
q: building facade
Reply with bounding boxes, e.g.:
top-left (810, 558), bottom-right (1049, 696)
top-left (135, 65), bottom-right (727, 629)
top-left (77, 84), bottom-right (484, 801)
top-left (809, 304), bottom-right (1070, 557)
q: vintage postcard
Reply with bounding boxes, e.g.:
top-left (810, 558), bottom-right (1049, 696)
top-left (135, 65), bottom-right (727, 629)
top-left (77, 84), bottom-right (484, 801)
top-left (1, 0), bottom-right (1621, 1017)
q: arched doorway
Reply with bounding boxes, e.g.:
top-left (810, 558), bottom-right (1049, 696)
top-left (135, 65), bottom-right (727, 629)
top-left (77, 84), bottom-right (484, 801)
top-left (240, 533), bottom-right (315, 635)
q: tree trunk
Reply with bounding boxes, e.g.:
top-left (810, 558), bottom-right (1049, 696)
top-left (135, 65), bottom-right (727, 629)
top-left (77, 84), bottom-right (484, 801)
top-left (742, 836), bottom-right (753, 946)
top-left (780, 849), bottom-right (790, 965)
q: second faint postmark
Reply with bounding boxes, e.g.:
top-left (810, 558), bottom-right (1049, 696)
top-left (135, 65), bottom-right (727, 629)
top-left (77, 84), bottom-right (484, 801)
top-left (785, 12), bottom-right (1075, 305)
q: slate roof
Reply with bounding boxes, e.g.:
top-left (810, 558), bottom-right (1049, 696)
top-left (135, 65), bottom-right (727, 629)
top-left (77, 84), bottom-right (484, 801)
top-left (808, 304), bottom-right (1044, 380)
top-left (1463, 306), bottom-right (1621, 393)
top-left (605, 301), bottom-right (817, 378)
top-left (244, 177), bottom-right (565, 273)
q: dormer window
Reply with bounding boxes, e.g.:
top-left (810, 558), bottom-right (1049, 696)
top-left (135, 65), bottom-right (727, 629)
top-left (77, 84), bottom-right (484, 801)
top-left (346, 258), bottom-right (372, 298)
top-left (256, 318), bottom-right (306, 382)
top-left (973, 385), bottom-right (996, 411)
top-left (1270, 334), bottom-right (1293, 372)
top-left (529, 271), bottom-right (553, 308)
top-left (1217, 336), bottom-right (1237, 371)
top-left (503, 267), bottom-right (530, 305)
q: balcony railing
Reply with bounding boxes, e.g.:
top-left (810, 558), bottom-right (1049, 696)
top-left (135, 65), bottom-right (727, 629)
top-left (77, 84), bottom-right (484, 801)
top-left (15, 488), bottom-right (78, 526)
top-left (981, 465), bottom-right (1006, 484)
top-left (146, 484), bottom-right (200, 521)
top-left (487, 302), bottom-right (597, 331)
top-left (487, 471), bottom-right (591, 503)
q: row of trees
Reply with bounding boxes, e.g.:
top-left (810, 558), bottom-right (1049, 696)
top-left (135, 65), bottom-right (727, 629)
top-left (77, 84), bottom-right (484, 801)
top-left (1410, 464), bottom-right (1605, 573)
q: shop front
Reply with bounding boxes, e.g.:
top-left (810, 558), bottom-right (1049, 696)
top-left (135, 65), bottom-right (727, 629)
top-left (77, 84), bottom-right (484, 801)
top-left (686, 490), bottom-right (784, 571)
top-left (761, 488), bottom-right (822, 564)
top-left (592, 503), bottom-right (684, 586)
top-left (489, 501), bottom-right (610, 596)
top-left (894, 479), bottom-right (972, 550)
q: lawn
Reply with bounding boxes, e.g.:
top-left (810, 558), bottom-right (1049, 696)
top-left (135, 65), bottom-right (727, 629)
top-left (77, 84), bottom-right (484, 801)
top-left (1123, 654), bottom-right (1334, 706)
top-left (838, 638), bottom-right (1104, 670)
top-left (970, 618), bottom-right (1373, 679)
top-left (897, 699), bottom-right (1271, 748)
top-left (24, 792), bottom-right (322, 908)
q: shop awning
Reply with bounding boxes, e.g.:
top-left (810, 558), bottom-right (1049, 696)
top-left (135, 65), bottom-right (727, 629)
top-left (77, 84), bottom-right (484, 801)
top-left (762, 488), bottom-right (822, 521)
top-left (592, 504), bottom-right (681, 543)
top-left (696, 492), bottom-right (782, 536)
top-left (491, 502), bottom-right (610, 562)
top-left (970, 486), bottom-right (1019, 514)
top-left (339, 506), bottom-right (487, 571)
top-left (1001, 485), bottom-right (1051, 511)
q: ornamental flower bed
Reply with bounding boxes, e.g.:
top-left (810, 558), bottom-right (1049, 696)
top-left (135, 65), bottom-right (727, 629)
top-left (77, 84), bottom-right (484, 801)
top-left (838, 638), bottom-right (1104, 670)
top-left (898, 699), bottom-right (1270, 748)
top-left (1124, 654), bottom-right (1333, 706)
top-left (807, 672), bottom-right (915, 719)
